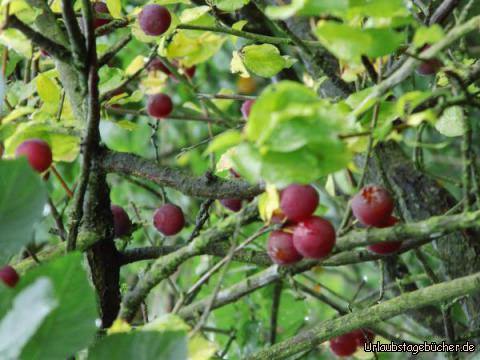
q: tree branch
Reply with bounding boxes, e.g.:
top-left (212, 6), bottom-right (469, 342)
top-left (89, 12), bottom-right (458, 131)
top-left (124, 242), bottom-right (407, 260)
top-left (118, 202), bottom-right (260, 322)
top-left (7, 15), bottom-right (71, 61)
top-left (100, 150), bottom-right (264, 199)
top-left (119, 244), bottom-right (272, 267)
top-left (60, 0), bottom-right (87, 66)
top-left (429, 0), bottom-right (460, 25)
top-left (246, 272), bottom-right (480, 360)
top-left (353, 15), bottom-right (480, 118)
top-left (98, 33), bottom-right (132, 67)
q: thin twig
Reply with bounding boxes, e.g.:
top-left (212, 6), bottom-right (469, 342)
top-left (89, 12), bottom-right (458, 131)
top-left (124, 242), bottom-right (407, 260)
top-left (269, 281), bottom-right (282, 345)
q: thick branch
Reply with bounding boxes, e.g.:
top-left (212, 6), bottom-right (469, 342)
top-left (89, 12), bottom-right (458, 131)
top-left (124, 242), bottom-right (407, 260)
top-left (100, 150), bottom-right (264, 199)
top-left (119, 244), bottom-right (272, 267)
top-left (118, 202), bottom-right (260, 322)
top-left (8, 15), bottom-right (71, 61)
top-left (23, 0), bottom-right (86, 121)
top-left (60, 0), bottom-right (87, 65)
top-left (246, 272), bottom-right (480, 360)
top-left (429, 0), bottom-right (460, 25)
top-left (335, 209), bottom-right (480, 252)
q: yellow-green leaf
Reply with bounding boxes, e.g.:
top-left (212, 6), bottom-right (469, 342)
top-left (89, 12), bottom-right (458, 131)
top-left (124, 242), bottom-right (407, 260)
top-left (1, 106), bottom-right (35, 125)
top-left (0, 29), bottom-right (32, 58)
top-left (230, 50), bottom-right (250, 77)
top-left (206, 129), bottom-right (243, 154)
top-left (106, 0), bottom-right (122, 18)
top-left (258, 183), bottom-right (279, 222)
top-left (36, 73), bottom-right (61, 104)
top-left (413, 25), bottom-right (445, 48)
top-left (435, 106), bottom-right (465, 137)
top-left (125, 55), bottom-right (145, 75)
top-left (241, 44), bottom-right (296, 78)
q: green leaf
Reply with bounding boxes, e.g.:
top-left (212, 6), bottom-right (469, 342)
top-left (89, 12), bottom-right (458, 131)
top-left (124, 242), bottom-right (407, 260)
top-left (435, 106), bottom-right (465, 137)
top-left (1, 107), bottom-right (35, 126)
top-left (299, 0), bottom-right (348, 15)
top-left (0, 159), bottom-right (47, 264)
top-left (348, 0), bottom-right (409, 18)
top-left (142, 314), bottom-right (217, 360)
top-left (0, 278), bottom-right (57, 360)
top-left (206, 130), bottom-right (243, 154)
top-left (315, 22), bottom-right (404, 62)
top-left (413, 25), bottom-right (445, 48)
top-left (230, 51), bottom-right (249, 78)
top-left (232, 20), bottom-right (248, 31)
top-left (106, 0), bottom-right (122, 18)
top-left (214, 0), bottom-right (249, 12)
top-left (395, 91), bottom-right (435, 117)
top-left (166, 31), bottom-right (226, 67)
top-left (114, 120), bottom-right (139, 131)
top-left (152, 0), bottom-right (190, 4)
top-left (88, 331), bottom-right (188, 360)
top-left (241, 44), bottom-right (296, 78)
top-left (36, 74), bottom-right (61, 105)
top-left (16, 253), bottom-right (98, 360)
top-left (0, 29), bottom-right (32, 58)
top-left (246, 81), bottom-right (318, 143)
top-left (179, 6), bottom-right (211, 23)
top-left (99, 67), bottom-right (125, 95)
top-left (266, 0), bottom-right (348, 19)
top-left (260, 104), bottom-right (348, 153)
top-left (230, 143), bottom-right (263, 184)
top-left (188, 335), bottom-right (217, 360)
top-left (260, 149), bottom-right (321, 187)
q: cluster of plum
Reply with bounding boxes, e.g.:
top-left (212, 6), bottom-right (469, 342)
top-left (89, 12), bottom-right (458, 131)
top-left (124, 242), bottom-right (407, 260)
top-left (266, 184), bottom-right (400, 266)
top-left (329, 329), bottom-right (375, 357)
top-left (266, 184), bottom-right (336, 265)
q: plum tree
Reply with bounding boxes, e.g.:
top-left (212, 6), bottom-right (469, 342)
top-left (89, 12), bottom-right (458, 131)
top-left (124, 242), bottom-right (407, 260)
top-left (147, 93), bottom-right (173, 118)
top-left (267, 230), bottom-right (303, 265)
top-left (111, 205), bottom-right (132, 238)
top-left (15, 139), bottom-right (53, 173)
top-left (351, 185), bottom-right (394, 227)
top-left (292, 216), bottom-right (336, 259)
top-left (138, 4), bottom-right (171, 36)
top-left (0, 266), bottom-right (19, 288)
top-left (153, 204), bottom-right (185, 236)
top-left (280, 184), bottom-right (319, 222)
